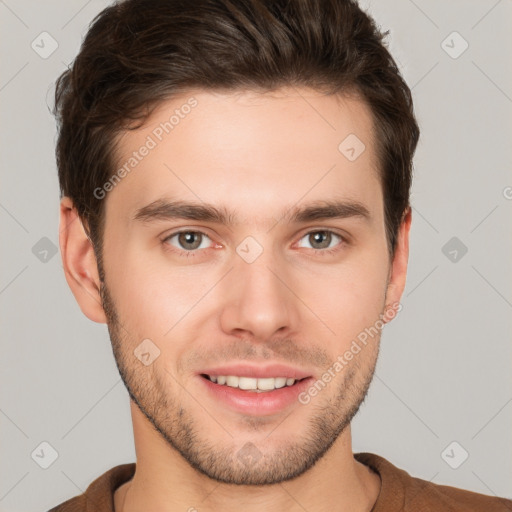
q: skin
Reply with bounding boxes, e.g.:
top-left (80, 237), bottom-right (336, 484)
top-left (59, 86), bottom-right (411, 512)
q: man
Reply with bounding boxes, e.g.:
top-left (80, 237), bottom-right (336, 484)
top-left (49, 0), bottom-right (512, 511)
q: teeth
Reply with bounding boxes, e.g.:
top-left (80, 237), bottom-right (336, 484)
top-left (238, 377), bottom-right (258, 390)
top-left (226, 375), bottom-right (239, 387)
top-left (207, 375), bottom-right (297, 391)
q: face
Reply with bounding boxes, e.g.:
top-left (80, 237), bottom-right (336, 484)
top-left (88, 87), bottom-right (407, 485)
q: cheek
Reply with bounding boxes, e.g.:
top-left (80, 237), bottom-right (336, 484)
top-left (306, 258), bottom-right (388, 339)
top-left (110, 253), bottom-right (215, 339)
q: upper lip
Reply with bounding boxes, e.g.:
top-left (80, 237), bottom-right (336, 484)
top-left (199, 363), bottom-right (312, 380)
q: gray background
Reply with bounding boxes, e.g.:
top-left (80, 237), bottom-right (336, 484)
top-left (1, 0), bottom-right (511, 510)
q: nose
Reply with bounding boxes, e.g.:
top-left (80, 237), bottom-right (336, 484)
top-left (218, 247), bottom-right (299, 342)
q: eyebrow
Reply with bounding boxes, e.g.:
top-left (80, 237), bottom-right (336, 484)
top-left (132, 198), bottom-right (372, 226)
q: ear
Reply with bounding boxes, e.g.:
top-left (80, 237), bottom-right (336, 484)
top-left (384, 206), bottom-right (412, 321)
top-left (59, 197), bottom-right (107, 323)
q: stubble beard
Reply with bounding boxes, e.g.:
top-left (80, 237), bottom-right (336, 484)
top-left (100, 280), bottom-right (380, 486)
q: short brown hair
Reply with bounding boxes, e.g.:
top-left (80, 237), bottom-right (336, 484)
top-left (53, 0), bottom-right (419, 278)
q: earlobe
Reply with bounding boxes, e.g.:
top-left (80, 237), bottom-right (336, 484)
top-left (384, 207), bottom-right (412, 321)
top-left (59, 197), bottom-right (107, 324)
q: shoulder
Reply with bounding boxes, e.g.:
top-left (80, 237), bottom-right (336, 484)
top-left (47, 463), bottom-right (136, 512)
top-left (423, 480), bottom-right (512, 511)
top-left (354, 452), bottom-right (512, 512)
top-left (47, 494), bottom-right (86, 512)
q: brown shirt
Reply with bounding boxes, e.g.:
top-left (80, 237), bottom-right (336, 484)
top-left (48, 452), bottom-right (512, 511)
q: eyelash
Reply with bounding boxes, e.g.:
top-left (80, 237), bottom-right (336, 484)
top-left (161, 229), bottom-right (347, 258)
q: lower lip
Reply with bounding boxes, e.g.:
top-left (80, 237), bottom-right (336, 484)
top-left (198, 375), bottom-right (314, 416)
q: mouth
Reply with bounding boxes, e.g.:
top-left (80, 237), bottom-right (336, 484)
top-left (198, 372), bottom-right (315, 416)
top-left (200, 373), bottom-right (309, 392)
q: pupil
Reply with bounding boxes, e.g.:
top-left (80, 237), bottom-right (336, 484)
top-left (180, 232), bottom-right (201, 250)
top-left (312, 231), bottom-right (330, 249)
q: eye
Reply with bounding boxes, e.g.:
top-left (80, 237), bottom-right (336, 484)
top-left (296, 230), bottom-right (345, 253)
top-left (161, 228), bottom-right (346, 257)
top-left (163, 230), bottom-right (213, 253)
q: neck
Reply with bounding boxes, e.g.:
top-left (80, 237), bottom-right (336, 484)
top-left (114, 403), bottom-right (381, 512)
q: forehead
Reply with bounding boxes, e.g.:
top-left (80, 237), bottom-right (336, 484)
top-left (106, 87), bottom-right (382, 226)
